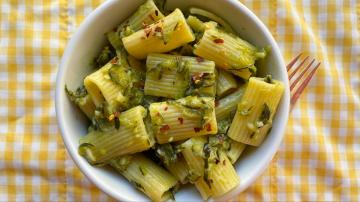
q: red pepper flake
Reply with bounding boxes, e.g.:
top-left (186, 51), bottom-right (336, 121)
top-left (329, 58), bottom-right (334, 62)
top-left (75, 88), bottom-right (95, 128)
top-left (213, 38), bottom-right (224, 44)
top-left (205, 123), bottom-right (212, 132)
top-left (142, 22), bottom-right (149, 29)
top-left (194, 127), bottom-right (201, 133)
top-left (113, 111), bottom-right (120, 118)
top-left (155, 26), bottom-right (162, 32)
top-left (144, 28), bottom-right (152, 38)
top-left (215, 159), bottom-right (220, 164)
top-left (178, 117), bottom-right (184, 125)
top-left (156, 112), bottom-right (161, 117)
top-left (110, 57), bottom-right (118, 64)
top-left (191, 73), bottom-right (205, 83)
top-left (155, 10), bottom-right (159, 16)
top-left (164, 106), bottom-right (168, 111)
top-left (196, 57), bottom-right (204, 63)
top-left (149, 14), bottom-right (155, 21)
top-left (215, 100), bottom-right (219, 107)
top-left (160, 124), bottom-right (170, 133)
top-left (222, 160), bottom-right (226, 165)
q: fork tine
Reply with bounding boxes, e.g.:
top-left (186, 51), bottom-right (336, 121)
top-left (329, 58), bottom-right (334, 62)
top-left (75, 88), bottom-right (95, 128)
top-left (289, 56), bottom-right (309, 80)
top-left (290, 62), bottom-right (320, 107)
top-left (290, 58), bottom-right (315, 90)
top-left (286, 53), bottom-right (302, 71)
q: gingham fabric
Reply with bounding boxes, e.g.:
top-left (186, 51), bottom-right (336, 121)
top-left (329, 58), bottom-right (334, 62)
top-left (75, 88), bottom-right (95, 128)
top-left (0, 0), bottom-right (359, 201)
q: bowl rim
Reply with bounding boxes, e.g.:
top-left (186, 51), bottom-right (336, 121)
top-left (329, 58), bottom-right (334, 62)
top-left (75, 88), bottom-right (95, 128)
top-left (55, 0), bottom-right (290, 201)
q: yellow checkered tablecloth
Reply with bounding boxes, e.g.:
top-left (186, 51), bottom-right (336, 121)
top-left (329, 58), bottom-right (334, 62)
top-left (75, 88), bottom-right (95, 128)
top-left (0, 0), bottom-right (359, 201)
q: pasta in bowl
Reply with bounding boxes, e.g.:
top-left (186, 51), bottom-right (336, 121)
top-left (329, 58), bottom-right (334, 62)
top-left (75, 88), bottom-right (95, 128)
top-left (56, 0), bottom-right (290, 201)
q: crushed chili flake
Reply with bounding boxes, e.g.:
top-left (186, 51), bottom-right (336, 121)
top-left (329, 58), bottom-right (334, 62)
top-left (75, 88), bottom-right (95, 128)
top-left (205, 123), bottom-right (212, 132)
top-left (194, 127), bottom-right (201, 133)
top-left (155, 26), bottom-right (162, 32)
top-left (223, 160), bottom-right (226, 165)
top-left (155, 10), bottom-right (159, 16)
top-left (160, 124), bottom-right (170, 133)
top-left (196, 57), bottom-right (204, 63)
top-left (113, 111), bottom-right (120, 117)
top-left (191, 73), bottom-right (205, 83)
top-left (178, 117), bottom-right (184, 124)
top-left (156, 112), bottom-right (161, 117)
top-left (142, 22), bottom-right (149, 29)
top-left (215, 159), bottom-right (220, 164)
top-left (215, 100), bottom-right (219, 107)
top-left (164, 106), bottom-right (168, 111)
top-left (144, 28), bottom-right (152, 38)
top-left (110, 57), bottom-right (118, 64)
top-left (213, 38), bottom-right (224, 44)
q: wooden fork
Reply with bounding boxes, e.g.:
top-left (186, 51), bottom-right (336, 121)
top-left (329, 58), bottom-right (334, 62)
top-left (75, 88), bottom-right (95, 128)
top-left (287, 53), bottom-right (321, 110)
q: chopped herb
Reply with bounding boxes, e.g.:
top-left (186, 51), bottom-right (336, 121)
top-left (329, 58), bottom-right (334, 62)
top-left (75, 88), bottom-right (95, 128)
top-left (155, 144), bottom-right (178, 166)
top-left (65, 85), bottom-right (88, 104)
top-left (265, 75), bottom-right (273, 84)
top-left (259, 103), bottom-right (271, 124)
top-left (114, 116), bottom-right (120, 129)
top-left (213, 38), bottom-right (224, 44)
top-left (96, 46), bottom-right (115, 67)
top-left (139, 166), bottom-right (147, 176)
top-left (203, 142), bottom-right (212, 188)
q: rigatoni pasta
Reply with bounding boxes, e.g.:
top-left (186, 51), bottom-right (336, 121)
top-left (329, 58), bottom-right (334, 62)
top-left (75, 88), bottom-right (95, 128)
top-left (216, 69), bottom-right (237, 97)
top-left (193, 27), bottom-right (266, 79)
top-left (123, 9), bottom-right (195, 59)
top-left (145, 53), bottom-right (216, 99)
top-left (78, 106), bottom-right (154, 164)
top-left (106, 0), bottom-right (165, 50)
top-left (64, 1), bottom-right (286, 200)
top-left (110, 154), bottom-right (178, 202)
top-left (228, 77), bottom-right (284, 146)
top-left (149, 96), bottom-right (218, 144)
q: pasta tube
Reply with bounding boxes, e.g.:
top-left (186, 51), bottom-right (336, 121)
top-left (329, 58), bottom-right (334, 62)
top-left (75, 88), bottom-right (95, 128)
top-left (215, 86), bottom-right (246, 121)
top-left (194, 27), bottom-right (266, 79)
top-left (110, 154), bottom-right (178, 202)
top-left (228, 76), bottom-right (284, 146)
top-left (123, 9), bottom-right (195, 59)
top-left (216, 69), bottom-right (237, 97)
top-left (78, 106), bottom-right (154, 164)
top-left (107, 0), bottom-right (165, 50)
top-left (149, 96), bottom-right (217, 144)
top-left (165, 155), bottom-right (190, 184)
top-left (144, 53), bottom-right (216, 99)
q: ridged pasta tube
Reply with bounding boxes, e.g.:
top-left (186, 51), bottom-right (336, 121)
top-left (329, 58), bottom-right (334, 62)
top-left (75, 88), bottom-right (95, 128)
top-left (216, 69), bottom-right (237, 97)
top-left (215, 86), bottom-right (246, 121)
top-left (123, 9), bottom-right (195, 59)
top-left (106, 0), bottom-right (165, 50)
top-left (144, 53), bottom-right (216, 99)
top-left (110, 154), bottom-right (178, 202)
top-left (228, 77), bottom-right (284, 146)
top-left (149, 96), bottom-right (217, 144)
top-left (194, 27), bottom-right (266, 79)
top-left (78, 106), bottom-right (154, 164)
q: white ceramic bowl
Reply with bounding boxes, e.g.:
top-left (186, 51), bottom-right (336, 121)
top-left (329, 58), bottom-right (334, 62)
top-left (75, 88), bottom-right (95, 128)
top-left (56, 0), bottom-right (290, 201)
